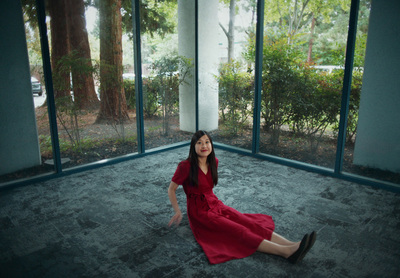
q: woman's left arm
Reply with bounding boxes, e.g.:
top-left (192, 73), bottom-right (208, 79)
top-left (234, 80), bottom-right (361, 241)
top-left (168, 181), bottom-right (183, 227)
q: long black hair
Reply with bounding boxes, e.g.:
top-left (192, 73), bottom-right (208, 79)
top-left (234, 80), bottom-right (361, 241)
top-left (187, 130), bottom-right (218, 187)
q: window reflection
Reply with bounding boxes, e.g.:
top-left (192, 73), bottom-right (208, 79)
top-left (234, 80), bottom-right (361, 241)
top-left (142, 1), bottom-right (193, 149)
top-left (210, 0), bottom-right (256, 149)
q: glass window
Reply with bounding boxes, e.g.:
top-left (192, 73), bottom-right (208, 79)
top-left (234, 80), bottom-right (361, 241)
top-left (48, 1), bottom-right (139, 169)
top-left (206, 0), bottom-right (256, 150)
top-left (344, 0), bottom-right (400, 185)
top-left (141, 1), bottom-right (194, 149)
top-left (257, 1), bottom-right (350, 169)
top-left (2, 0), bottom-right (398, 189)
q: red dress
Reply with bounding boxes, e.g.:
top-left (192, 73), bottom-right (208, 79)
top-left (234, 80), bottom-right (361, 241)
top-left (172, 159), bottom-right (275, 264)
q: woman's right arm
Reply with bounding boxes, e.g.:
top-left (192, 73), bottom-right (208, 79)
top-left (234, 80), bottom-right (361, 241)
top-left (168, 181), bottom-right (182, 227)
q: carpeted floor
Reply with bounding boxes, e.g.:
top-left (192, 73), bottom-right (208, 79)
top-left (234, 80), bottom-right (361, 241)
top-left (0, 147), bottom-right (399, 277)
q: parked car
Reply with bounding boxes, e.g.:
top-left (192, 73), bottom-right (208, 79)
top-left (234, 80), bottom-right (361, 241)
top-left (31, 77), bottom-right (43, 96)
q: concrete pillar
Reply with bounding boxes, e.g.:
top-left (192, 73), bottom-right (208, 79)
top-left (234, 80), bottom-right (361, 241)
top-left (353, 0), bottom-right (400, 173)
top-left (178, 0), bottom-right (219, 133)
top-left (198, 0), bottom-right (219, 131)
top-left (178, 0), bottom-right (196, 132)
top-left (0, 0), bottom-right (41, 175)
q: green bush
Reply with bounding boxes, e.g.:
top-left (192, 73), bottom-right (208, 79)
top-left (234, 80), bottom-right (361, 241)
top-left (217, 60), bottom-right (254, 136)
top-left (148, 54), bottom-right (193, 135)
top-left (256, 34), bottom-right (303, 145)
top-left (289, 65), bottom-right (341, 152)
top-left (241, 31), bottom-right (363, 151)
top-left (331, 69), bottom-right (363, 143)
top-left (123, 79), bottom-right (136, 109)
top-left (142, 77), bottom-right (161, 118)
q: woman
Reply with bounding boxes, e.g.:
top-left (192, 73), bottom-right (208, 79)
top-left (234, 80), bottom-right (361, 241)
top-left (168, 130), bottom-right (316, 264)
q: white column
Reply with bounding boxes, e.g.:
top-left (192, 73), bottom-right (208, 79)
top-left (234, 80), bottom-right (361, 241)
top-left (198, 0), bottom-right (219, 131)
top-left (178, 0), bottom-right (196, 132)
top-left (178, 0), bottom-right (219, 133)
top-left (353, 0), bottom-right (400, 173)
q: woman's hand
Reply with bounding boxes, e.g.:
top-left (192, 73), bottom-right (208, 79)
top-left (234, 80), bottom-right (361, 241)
top-left (168, 211), bottom-right (182, 227)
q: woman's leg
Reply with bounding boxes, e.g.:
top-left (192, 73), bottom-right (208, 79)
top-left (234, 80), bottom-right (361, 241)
top-left (270, 232), bottom-right (298, 246)
top-left (256, 239), bottom-right (300, 258)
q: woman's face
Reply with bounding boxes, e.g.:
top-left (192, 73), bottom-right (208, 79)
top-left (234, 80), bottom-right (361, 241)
top-left (195, 135), bottom-right (212, 158)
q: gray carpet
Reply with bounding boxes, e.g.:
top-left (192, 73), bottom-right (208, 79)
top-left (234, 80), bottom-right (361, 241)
top-left (1, 147), bottom-right (399, 277)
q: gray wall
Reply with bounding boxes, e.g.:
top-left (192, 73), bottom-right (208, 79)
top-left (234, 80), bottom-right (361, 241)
top-left (0, 0), bottom-right (41, 175)
top-left (353, 0), bottom-right (400, 173)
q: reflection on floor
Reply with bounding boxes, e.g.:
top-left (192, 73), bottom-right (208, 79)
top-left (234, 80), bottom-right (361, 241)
top-left (1, 147), bottom-right (399, 277)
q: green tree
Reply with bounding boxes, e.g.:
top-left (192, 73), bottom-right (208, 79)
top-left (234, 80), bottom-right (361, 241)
top-left (308, 0), bottom-right (369, 65)
top-left (246, 32), bottom-right (304, 145)
top-left (148, 54), bottom-right (193, 135)
top-left (97, 0), bottom-right (129, 123)
top-left (289, 66), bottom-right (341, 153)
top-left (217, 60), bottom-right (254, 136)
top-left (22, 0), bottom-right (42, 74)
top-left (23, 0), bottom-right (100, 105)
top-left (219, 0), bottom-right (236, 62)
top-left (262, 0), bottom-right (351, 65)
top-left (48, 0), bottom-right (71, 99)
top-left (306, 0), bottom-right (349, 62)
top-left (121, 0), bottom-right (175, 39)
top-left (92, 0), bottom-right (176, 123)
top-left (66, 0), bottom-right (99, 109)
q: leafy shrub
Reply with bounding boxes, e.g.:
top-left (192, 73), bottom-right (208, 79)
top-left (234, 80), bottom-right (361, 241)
top-left (331, 69), bottom-right (363, 143)
top-left (217, 60), bottom-right (254, 136)
top-left (254, 34), bottom-right (303, 145)
top-left (241, 31), bottom-right (365, 152)
top-left (148, 54), bottom-right (193, 135)
top-left (142, 77), bottom-right (160, 118)
top-left (289, 65), bottom-right (341, 152)
top-left (123, 79), bottom-right (136, 109)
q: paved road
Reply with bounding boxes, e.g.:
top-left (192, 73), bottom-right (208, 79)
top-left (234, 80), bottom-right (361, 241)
top-left (33, 88), bottom-right (100, 108)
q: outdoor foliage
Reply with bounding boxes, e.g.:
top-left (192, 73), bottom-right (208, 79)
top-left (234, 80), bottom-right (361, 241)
top-left (217, 60), bottom-right (254, 136)
top-left (218, 30), bottom-right (364, 153)
top-left (147, 54), bottom-right (193, 135)
top-left (121, 54), bottom-right (194, 137)
top-left (245, 32), bottom-right (305, 145)
top-left (289, 66), bottom-right (341, 152)
top-left (23, 0), bottom-right (368, 165)
top-left (332, 69), bottom-right (363, 143)
top-left (123, 79), bottom-right (136, 109)
top-left (52, 51), bottom-right (99, 149)
top-left (55, 95), bottom-right (83, 149)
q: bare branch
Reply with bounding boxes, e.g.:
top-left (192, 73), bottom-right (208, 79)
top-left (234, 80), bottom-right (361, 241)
top-left (219, 22), bottom-right (229, 38)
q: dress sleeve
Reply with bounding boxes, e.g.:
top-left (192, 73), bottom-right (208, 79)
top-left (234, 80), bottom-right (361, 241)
top-left (171, 160), bottom-right (190, 185)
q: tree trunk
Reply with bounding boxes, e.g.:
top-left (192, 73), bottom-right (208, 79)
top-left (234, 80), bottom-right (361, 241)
top-left (97, 0), bottom-right (129, 123)
top-left (307, 14), bottom-right (316, 63)
top-left (65, 0), bottom-right (99, 110)
top-left (48, 0), bottom-right (70, 98)
top-left (227, 0), bottom-right (235, 62)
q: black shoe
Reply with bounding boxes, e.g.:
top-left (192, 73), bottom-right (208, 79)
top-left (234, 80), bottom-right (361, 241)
top-left (301, 231), bottom-right (317, 260)
top-left (308, 231), bottom-right (317, 250)
top-left (287, 234), bottom-right (310, 264)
